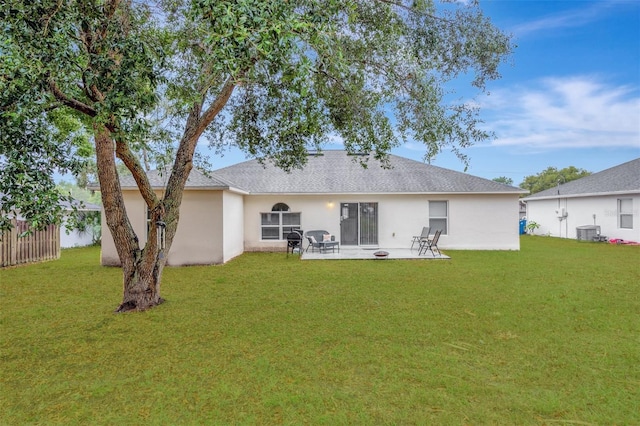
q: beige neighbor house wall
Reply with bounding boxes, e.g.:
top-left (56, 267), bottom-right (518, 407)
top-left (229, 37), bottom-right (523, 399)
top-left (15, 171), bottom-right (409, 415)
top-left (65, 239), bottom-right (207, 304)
top-left (101, 190), bottom-right (145, 266)
top-left (243, 193), bottom-right (521, 251)
top-left (101, 189), bottom-right (228, 266)
top-left (526, 193), bottom-right (640, 241)
top-left (167, 190), bottom-right (223, 265)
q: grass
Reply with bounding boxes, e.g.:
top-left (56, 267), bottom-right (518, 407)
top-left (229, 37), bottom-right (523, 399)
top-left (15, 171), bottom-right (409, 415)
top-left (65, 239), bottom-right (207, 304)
top-left (1, 237), bottom-right (639, 425)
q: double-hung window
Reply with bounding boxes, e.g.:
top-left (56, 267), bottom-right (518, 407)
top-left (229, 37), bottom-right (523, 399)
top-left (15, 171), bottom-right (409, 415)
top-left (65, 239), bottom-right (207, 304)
top-left (261, 203), bottom-right (301, 240)
top-left (618, 198), bottom-right (633, 229)
top-left (429, 201), bottom-right (448, 235)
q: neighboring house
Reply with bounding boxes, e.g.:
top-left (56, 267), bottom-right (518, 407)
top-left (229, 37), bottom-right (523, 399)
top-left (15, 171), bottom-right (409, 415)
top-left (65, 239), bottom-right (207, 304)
top-left (99, 151), bottom-right (525, 266)
top-left (0, 193), bottom-right (101, 248)
top-left (522, 158), bottom-right (640, 242)
top-left (519, 200), bottom-right (527, 219)
top-left (59, 200), bottom-right (102, 248)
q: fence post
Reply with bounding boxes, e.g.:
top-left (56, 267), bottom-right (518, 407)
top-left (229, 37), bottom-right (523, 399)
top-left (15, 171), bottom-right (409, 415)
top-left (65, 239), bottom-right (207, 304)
top-left (1, 219), bottom-right (19, 267)
top-left (55, 224), bottom-right (60, 259)
top-left (11, 219), bottom-right (17, 266)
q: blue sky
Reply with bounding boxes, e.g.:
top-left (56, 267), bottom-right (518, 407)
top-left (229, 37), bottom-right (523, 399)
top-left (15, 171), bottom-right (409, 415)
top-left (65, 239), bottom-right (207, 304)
top-left (206, 0), bottom-right (640, 187)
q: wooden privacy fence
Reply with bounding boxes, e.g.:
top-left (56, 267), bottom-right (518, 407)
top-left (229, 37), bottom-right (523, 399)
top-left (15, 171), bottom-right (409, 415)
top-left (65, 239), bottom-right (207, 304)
top-left (0, 219), bottom-right (60, 267)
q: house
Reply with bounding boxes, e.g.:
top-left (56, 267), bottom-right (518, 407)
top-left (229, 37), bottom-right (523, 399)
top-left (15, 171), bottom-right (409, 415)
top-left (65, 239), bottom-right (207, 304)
top-left (519, 200), bottom-right (527, 219)
top-left (59, 200), bottom-right (102, 248)
top-left (99, 151), bottom-right (526, 266)
top-left (522, 158), bottom-right (640, 242)
top-left (1, 196), bottom-right (100, 266)
top-left (0, 193), bottom-right (101, 248)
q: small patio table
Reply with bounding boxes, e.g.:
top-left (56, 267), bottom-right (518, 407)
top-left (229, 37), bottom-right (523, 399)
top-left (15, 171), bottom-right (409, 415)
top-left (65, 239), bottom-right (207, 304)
top-left (318, 240), bottom-right (340, 253)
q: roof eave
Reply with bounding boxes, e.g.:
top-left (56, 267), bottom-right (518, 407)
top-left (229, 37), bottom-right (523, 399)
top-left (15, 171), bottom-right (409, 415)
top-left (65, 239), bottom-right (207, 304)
top-left (245, 190), bottom-right (526, 196)
top-left (114, 185), bottom-right (250, 194)
top-left (523, 189), bottom-right (640, 201)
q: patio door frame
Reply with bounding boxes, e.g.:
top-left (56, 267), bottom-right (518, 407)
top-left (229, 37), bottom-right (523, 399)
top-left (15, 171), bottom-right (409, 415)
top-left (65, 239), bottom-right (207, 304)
top-left (339, 202), bottom-right (379, 246)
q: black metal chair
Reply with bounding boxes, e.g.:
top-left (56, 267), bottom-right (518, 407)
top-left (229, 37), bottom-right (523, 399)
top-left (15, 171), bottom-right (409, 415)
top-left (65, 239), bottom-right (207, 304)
top-left (286, 231), bottom-right (303, 256)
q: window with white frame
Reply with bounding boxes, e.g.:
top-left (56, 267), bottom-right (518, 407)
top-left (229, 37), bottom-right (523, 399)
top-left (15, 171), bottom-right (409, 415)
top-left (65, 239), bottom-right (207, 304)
top-left (618, 198), bottom-right (633, 229)
top-left (429, 200), bottom-right (448, 235)
top-left (261, 203), bottom-right (301, 240)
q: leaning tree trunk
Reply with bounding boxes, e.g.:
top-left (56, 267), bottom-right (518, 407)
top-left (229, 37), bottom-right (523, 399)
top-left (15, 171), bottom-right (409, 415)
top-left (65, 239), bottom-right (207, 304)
top-left (93, 82), bottom-right (236, 312)
top-left (116, 246), bottom-right (166, 312)
top-left (94, 125), bottom-right (169, 312)
top-left (94, 114), bottom-right (202, 312)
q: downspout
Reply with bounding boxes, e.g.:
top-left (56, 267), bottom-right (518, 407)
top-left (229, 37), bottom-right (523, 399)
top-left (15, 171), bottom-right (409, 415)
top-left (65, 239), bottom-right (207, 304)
top-left (556, 177), bottom-right (567, 238)
top-left (557, 181), bottom-right (562, 237)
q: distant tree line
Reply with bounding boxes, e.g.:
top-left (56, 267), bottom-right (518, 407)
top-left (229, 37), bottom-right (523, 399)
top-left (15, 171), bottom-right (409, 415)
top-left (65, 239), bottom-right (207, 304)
top-left (519, 166), bottom-right (591, 194)
top-left (492, 166), bottom-right (591, 195)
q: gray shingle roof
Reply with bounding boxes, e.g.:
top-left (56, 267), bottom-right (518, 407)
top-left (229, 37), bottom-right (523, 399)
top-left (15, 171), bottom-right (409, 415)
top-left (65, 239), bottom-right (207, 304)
top-left (212, 150), bottom-right (525, 194)
top-left (60, 199), bottom-right (102, 211)
top-left (523, 158), bottom-right (640, 200)
top-left (119, 168), bottom-right (233, 190)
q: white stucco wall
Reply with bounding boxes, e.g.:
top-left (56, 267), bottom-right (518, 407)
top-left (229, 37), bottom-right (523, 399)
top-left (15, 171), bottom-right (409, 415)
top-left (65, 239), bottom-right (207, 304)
top-left (167, 190), bottom-right (223, 266)
top-left (60, 226), bottom-right (95, 248)
top-left (101, 189), bottom-right (228, 266)
top-left (60, 211), bottom-right (97, 248)
top-left (222, 191), bottom-right (245, 263)
top-left (526, 193), bottom-right (640, 242)
top-left (243, 193), bottom-right (521, 251)
top-left (101, 190), bottom-right (522, 265)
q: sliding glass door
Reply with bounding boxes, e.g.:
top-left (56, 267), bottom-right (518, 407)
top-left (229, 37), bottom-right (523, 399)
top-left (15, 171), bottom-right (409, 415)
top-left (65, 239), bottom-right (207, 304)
top-left (340, 202), bottom-right (378, 246)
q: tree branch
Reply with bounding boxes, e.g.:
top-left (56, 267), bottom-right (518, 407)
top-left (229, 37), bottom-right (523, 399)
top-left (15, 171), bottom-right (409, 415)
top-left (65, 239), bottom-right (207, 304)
top-left (198, 77), bottom-right (237, 137)
top-left (114, 136), bottom-right (159, 210)
top-left (48, 78), bottom-right (97, 117)
top-left (93, 124), bottom-right (141, 264)
top-left (41, 0), bottom-right (64, 36)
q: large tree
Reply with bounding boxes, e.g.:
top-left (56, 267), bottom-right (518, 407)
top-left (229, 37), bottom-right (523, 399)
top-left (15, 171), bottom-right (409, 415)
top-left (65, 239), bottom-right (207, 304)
top-left (492, 176), bottom-right (514, 186)
top-left (520, 166), bottom-right (591, 195)
top-left (1, 0), bottom-right (512, 311)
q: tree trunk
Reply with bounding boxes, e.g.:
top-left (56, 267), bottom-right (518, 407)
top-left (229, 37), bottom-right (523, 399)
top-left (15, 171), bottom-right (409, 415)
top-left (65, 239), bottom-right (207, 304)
top-left (94, 125), bottom-right (167, 312)
top-left (116, 247), bottom-right (165, 313)
top-left (93, 83), bottom-right (236, 313)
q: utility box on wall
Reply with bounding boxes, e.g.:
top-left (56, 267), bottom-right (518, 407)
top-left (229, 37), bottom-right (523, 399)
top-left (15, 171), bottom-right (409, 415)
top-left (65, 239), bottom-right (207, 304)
top-left (576, 225), bottom-right (600, 241)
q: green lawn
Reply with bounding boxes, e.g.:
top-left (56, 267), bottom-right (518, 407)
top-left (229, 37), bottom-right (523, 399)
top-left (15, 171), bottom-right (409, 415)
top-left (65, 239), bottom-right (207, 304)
top-left (1, 237), bottom-right (639, 425)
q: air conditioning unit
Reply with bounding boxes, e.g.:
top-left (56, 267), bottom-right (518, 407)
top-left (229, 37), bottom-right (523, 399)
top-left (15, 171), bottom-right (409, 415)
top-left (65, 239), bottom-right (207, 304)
top-left (576, 225), bottom-right (600, 241)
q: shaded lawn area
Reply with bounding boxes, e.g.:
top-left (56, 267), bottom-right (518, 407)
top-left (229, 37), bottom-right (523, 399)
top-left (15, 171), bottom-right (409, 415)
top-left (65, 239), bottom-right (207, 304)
top-left (1, 237), bottom-right (639, 425)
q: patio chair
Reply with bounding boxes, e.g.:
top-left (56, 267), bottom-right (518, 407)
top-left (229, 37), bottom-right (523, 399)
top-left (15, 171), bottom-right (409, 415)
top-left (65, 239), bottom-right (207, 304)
top-left (419, 229), bottom-right (442, 257)
top-left (411, 226), bottom-right (430, 250)
top-left (286, 231), bottom-right (303, 256)
top-left (305, 230), bottom-right (339, 253)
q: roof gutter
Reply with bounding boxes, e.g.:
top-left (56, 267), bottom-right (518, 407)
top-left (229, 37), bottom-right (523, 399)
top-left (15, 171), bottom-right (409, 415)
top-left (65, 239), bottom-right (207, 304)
top-left (523, 189), bottom-right (640, 201)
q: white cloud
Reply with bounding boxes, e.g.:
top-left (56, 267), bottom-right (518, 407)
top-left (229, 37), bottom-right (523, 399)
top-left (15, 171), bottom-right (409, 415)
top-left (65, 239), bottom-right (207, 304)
top-left (480, 76), bottom-right (640, 150)
top-left (511, 1), bottom-right (617, 37)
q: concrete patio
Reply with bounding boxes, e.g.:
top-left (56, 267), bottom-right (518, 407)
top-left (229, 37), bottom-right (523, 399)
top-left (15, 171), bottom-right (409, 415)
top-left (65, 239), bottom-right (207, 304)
top-left (298, 247), bottom-right (450, 260)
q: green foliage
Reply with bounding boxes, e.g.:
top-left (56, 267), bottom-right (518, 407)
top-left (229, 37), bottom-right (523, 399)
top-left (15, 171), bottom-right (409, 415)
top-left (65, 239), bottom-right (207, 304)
top-left (525, 220), bottom-right (540, 234)
top-left (0, 108), bottom-right (86, 231)
top-left (1, 238), bottom-right (639, 424)
top-left (520, 166), bottom-right (591, 194)
top-left (2, 0), bottom-right (512, 190)
top-left (2, 0), bottom-right (513, 304)
top-left (55, 181), bottom-right (102, 241)
top-left (56, 181), bottom-right (102, 206)
top-left (190, 0), bottom-right (513, 169)
top-left (1, 0), bottom-right (162, 230)
top-left (492, 176), bottom-right (514, 185)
